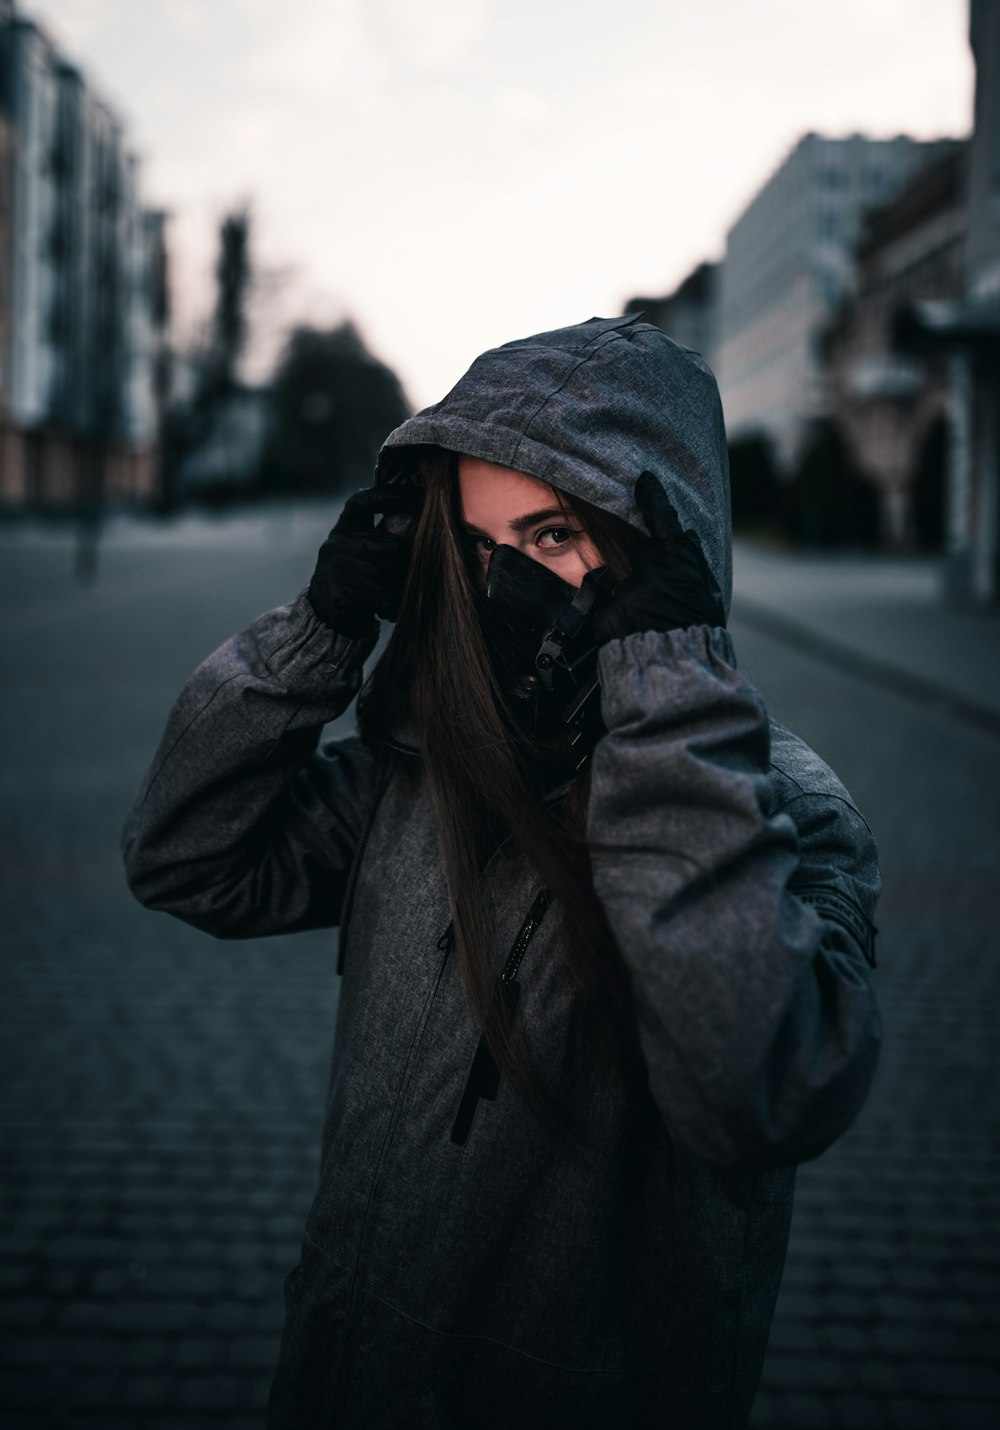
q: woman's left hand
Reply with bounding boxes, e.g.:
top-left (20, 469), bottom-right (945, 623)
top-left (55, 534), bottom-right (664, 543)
top-left (593, 471), bottom-right (726, 643)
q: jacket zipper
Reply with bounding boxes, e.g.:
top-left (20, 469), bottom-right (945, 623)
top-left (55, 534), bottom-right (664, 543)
top-left (449, 889), bottom-right (550, 1146)
top-left (500, 889), bottom-right (551, 982)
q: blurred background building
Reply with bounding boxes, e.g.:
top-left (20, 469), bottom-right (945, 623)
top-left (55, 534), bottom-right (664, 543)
top-left (823, 143), bottom-right (967, 550)
top-left (0, 0), bottom-right (169, 513)
top-left (714, 132), bottom-right (955, 473)
top-left (894, 0), bottom-right (1000, 605)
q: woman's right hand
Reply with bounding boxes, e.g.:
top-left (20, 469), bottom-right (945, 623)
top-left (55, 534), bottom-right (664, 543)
top-left (307, 484), bottom-right (424, 638)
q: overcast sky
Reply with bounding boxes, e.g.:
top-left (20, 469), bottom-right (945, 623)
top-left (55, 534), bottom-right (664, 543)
top-left (36, 0), bottom-right (974, 410)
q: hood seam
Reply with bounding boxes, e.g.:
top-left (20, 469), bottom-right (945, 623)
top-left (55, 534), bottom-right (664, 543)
top-left (509, 328), bottom-right (631, 471)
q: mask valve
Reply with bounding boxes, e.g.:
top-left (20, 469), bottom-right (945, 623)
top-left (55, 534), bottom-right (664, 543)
top-left (479, 545), bottom-right (615, 771)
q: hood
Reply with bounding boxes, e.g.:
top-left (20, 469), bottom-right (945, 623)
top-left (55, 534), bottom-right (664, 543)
top-left (375, 313), bottom-right (732, 618)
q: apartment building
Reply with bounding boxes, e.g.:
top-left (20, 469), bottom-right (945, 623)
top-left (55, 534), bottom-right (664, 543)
top-left (824, 144), bottom-right (967, 546)
top-left (896, 0), bottom-right (1000, 603)
top-left (0, 3), bottom-right (168, 509)
top-left (716, 132), bottom-right (956, 471)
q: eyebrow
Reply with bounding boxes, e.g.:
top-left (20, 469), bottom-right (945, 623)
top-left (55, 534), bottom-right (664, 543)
top-left (462, 506), bottom-right (568, 537)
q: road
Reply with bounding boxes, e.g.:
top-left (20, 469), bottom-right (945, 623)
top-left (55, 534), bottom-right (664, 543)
top-left (1, 508), bottom-right (997, 1429)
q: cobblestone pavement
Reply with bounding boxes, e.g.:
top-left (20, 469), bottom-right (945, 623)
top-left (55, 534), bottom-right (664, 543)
top-left (1, 513), bottom-right (998, 1429)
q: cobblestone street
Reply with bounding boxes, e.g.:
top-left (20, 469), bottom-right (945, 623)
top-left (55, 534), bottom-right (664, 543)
top-left (2, 509), bottom-right (998, 1429)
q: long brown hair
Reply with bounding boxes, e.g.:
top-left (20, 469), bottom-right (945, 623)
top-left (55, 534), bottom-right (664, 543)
top-left (358, 449), bottom-right (641, 1140)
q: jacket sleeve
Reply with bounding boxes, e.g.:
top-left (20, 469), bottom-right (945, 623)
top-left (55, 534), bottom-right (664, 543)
top-left (121, 591), bottom-right (381, 939)
top-left (589, 624), bottom-right (881, 1171)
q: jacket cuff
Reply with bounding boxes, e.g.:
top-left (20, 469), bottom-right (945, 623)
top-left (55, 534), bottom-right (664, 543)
top-left (597, 624), bottom-right (736, 677)
top-left (296, 589), bottom-right (379, 665)
top-left (236, 590), bottom-right (379, 699)
top-left (596, 625), bottom-right (741, 729)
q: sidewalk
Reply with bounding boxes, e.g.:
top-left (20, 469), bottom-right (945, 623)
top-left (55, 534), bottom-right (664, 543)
top-left (732, 541), bottom-right (1000, 728)
top-left (731, 539), bottom-right (1000, 1430)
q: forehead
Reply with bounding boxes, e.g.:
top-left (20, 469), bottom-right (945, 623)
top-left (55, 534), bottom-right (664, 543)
top-left (457, 454), bottom-right (559, 528)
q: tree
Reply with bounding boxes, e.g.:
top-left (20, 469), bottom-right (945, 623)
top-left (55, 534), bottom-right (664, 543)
top-left (263, 322), bottom-right (410, 495)
top-left (912, 416), bottom-right (948, 552)
top-left (200, 205), bottom-right (252, 405)
top-left (783, 419), bottom-right (880, 549)
top-left (160, 206), bottom-right (255, 506)
top-left (727, 434), bottom-right (781, 533)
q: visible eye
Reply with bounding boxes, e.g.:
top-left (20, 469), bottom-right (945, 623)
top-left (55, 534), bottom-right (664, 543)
top-left (465, 533), bottom-right (496, 562)
top-left (536, 526), bottom-right (579, 551)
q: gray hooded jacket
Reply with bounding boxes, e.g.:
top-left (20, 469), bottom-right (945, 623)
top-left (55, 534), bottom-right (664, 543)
top-left (122, 315), bottom-right (881, 1429)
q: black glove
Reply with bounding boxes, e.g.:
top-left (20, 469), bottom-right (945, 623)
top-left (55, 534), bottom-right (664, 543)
top-left (307, 484), bottom-right (423, 638)
top-left (592, 472), bottom-right (725, 643)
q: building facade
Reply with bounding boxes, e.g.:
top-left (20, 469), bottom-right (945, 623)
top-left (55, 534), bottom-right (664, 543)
top-left (716, 132), bottom-right (957, 472)
top-left (948, 0), bottom-right (1000, 604)
top-left (897, 0), bottom-right (1000, 604)
top-left (823, 145), bottom-right (967, 547)
top-left (0, 4), bottom-right (169, 510)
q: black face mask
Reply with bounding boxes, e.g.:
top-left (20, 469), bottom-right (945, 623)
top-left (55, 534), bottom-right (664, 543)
top-left (475, 544), bottom-right (615, 774)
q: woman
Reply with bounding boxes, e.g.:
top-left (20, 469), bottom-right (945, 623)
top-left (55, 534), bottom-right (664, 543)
top-left (122, 314), bottom-right (881, 1429)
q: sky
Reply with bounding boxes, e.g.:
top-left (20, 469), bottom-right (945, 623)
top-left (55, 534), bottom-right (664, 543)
top-left (34, 0), bottom-right (974, 411)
